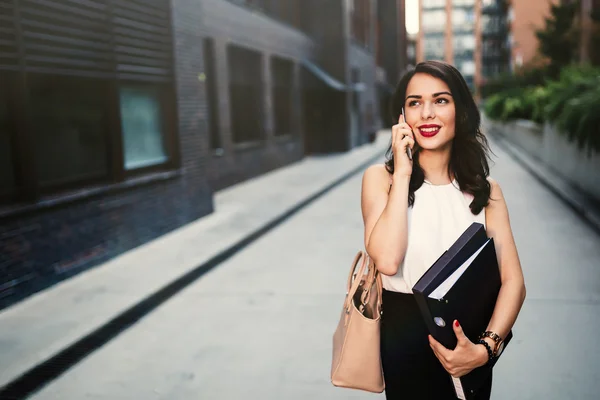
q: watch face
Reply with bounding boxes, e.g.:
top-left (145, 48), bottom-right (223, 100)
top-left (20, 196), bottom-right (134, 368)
top-left (496, 341), bottom-right (505, 356)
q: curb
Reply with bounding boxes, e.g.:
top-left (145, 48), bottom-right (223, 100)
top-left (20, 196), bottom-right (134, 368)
top-left (0, 147), bottom-right (386, 400)
top-left (490, 132), bottom-right (600, 236)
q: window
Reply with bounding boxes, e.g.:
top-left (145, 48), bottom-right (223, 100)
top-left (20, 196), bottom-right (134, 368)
top-left (452, 8), bottom-right (475, 31)
top-left (483, 64), bottom-right (502, 78)
top-left (458, 60), bottom-right (476, 76)
top-left (483, 38), bottom-right (503, 57)
top-left (0, 0), bottom-right (177, 205)
top-left (28, 75), bottom-right (109, 187)
top-left (271, 56), bottom-right (294, 136)
top-left (454, 34), bottom-right (476, 52)
top-left (482, 0), bottom-right (497, 9)
top-left (482, 15), bottom-right (503, 35)
top-left (464, 76), bottom-right (474, 91)
top-left (423, 0), bottom-right (446, 8)
top-left (203, 38), bottom-right (221, 150)
top-left (452, 0), bottom-right (475, 6)
top-left (119, 86), bottom-right (168, 171)
top-left (424, 36), bottom-right (446, 60)
top-left (228, 45), bottom-right (264, 143)
top-left (0, 75), bottom-right (14, 195)
top-left (422, 10), bottom-right (447, 33)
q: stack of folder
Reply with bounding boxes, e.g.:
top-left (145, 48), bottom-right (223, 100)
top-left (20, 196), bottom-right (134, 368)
top-left (413, 222), bottom-right (513, 399)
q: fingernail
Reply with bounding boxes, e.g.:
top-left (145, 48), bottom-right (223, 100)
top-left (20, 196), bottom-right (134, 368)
top-left (454, 320), bottom-right (460, 328)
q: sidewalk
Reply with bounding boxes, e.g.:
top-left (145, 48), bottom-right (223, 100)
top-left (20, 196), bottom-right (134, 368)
top-left (11, 128), bottom-right (600, 399)
top-left (0, 133), bottom-right (390, 391)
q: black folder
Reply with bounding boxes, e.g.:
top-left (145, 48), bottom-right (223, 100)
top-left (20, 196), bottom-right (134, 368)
top-left (412, 222), bottom-right (513, 399)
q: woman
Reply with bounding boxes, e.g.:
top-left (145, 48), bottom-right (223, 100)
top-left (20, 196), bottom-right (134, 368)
top-left (361, 61), bottom-right (526, 399)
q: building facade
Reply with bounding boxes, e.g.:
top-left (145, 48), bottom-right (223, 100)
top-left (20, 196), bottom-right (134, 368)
top-left (417, 0), bottom-right (510, 93)
top-left (376, 0), bottom-right (409, 126)
top-left (481, 0), bottom-right (511, 83)
top-left (0, 0), bottom-right (405, 309)
top-left (508, 0), bottom-right (558, 70)
top-left (0, 0), bottom-right (214, 309)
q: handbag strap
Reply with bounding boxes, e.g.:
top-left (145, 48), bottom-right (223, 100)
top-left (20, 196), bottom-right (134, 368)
top-left (364, 259), bottom-right (383, 316)
top-left (375, 268), bottom-right (383, 314)
top-left (360, 258), bottom-right (378, 305)
top-left (367, 256), bottom-right (383, 315)
top-left (345, 252), bottom-right (383, 317)
top-left (345, 251), bottom-right (369, 311)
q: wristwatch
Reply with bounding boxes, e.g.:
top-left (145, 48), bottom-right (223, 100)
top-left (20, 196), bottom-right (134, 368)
top-left (479, 331), bottom-right (505, 357)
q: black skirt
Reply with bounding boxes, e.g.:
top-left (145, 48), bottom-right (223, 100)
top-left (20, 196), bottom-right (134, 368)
top-left (380, 289), bottom-right (492, 400)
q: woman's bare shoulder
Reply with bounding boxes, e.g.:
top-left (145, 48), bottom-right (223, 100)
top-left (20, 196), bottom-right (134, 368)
top-left (361, 164), bottom-right (391, 224)
top-left (362, 164), bottom-right (391, 188)
top-left (486, 176), bottom-right (504, 202)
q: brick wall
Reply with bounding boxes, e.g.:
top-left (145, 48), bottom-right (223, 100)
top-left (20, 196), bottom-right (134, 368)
top-left (0, 0), bottom-right (216, 310)
top-left (0, 0), bottom-right (383, 309)
top-left (196, 0), bottom-right (314, 189)
top-left (348, 43), bottom-right (380, 146)
top-left (377, 0), bottom-right (407, 85)
top-left (510, 0), bottom-right (557, 68)
top-left (0, 175), bottom-right (213, 310)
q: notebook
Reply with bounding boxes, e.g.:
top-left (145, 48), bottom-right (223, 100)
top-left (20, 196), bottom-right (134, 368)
top-left (413, 222), bottom-right (513, 399)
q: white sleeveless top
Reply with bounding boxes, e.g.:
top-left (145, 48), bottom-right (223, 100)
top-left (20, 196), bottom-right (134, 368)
top-left (382, 178), bottom-right (486, 293)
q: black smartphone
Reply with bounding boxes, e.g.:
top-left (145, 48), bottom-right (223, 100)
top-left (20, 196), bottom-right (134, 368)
top-left (402, 107), bottom-right (418, 160)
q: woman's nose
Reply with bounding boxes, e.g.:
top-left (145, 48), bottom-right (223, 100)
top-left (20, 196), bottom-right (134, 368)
top-left (421, 102), bottom-right (435, 120)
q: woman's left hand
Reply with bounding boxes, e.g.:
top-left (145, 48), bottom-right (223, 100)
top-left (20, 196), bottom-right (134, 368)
top-left (428, 320), bottom-right (488, 378)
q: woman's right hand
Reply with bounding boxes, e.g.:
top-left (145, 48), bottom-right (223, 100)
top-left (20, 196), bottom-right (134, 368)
top-left (391, 113), bottom-right (415, 177)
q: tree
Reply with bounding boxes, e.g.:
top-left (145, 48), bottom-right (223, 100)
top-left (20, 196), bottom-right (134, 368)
top-left (590, 5), bottom-right (600, 66)
top-left (535, 1), bottom-right (580, 78)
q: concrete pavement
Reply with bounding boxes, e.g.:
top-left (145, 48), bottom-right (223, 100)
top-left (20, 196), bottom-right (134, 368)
top-left (2, 131), bottom-right (600, 399)
top-left (0, 134), bottom-right (388, 397)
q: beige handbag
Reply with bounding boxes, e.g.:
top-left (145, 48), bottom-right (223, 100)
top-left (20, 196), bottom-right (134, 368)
top-left (331, 251), bottom-right (384, 393)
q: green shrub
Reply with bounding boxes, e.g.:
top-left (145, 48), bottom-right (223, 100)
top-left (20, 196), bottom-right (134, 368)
top-left (483, 93), bottom-right (507, 121)
top-left (544, 65), bottom-right (600, 118)
top-left (546, 71), bottom-right (600, 153)
top-left (483, 86), bottom-right (549, 124)
top-left (481, 65), bottom-right (549, 98)
top-left (484, 64), bottom-right (600, 153)
top-left (529, 86), bottom-right (551, 124)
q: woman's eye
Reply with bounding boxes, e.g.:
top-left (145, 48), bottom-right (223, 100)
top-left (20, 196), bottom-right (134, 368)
top-left (436, 98), bottom-right (449, 104)
top-left (408, 101), bottom-right (419, 107)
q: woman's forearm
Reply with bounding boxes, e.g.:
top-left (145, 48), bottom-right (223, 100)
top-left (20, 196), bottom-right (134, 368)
top-left (468, 279), bottom-right (526, 368)
top-left (366, 174), bottom-right (411, 275)
top-left (485, 278), bottom-right (527, 340)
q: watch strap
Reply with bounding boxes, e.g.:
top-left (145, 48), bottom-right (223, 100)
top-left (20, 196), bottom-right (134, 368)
top-left (480, 331), bottom-right (504, 355)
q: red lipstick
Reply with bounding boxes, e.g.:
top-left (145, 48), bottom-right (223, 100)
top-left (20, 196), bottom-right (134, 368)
top-left (418, 124), bottom-right (441, 138)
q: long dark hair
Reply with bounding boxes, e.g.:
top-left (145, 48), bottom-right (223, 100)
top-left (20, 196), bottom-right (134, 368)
top-left (385, 60), bottom-right (492, 215)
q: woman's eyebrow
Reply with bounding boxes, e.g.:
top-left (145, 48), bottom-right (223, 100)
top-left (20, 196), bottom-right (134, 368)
top-left (405, 91), bottom-right (453, 101)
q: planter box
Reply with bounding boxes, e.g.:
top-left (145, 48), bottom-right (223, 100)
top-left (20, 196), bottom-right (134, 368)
top-left (482, 115), bottom-right (600, 202)
top-left (541, 123), bottom-right (600, 201)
